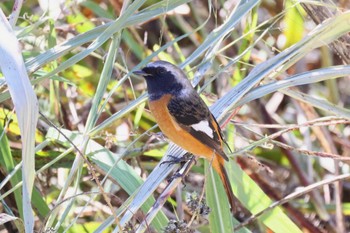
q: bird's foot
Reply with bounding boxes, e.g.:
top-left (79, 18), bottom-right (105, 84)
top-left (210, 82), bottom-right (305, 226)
top-left (160, 153), bottom-right (193, 167)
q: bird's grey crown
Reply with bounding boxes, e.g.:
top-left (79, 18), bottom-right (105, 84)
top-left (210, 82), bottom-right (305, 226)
top-left (145, 60), bottom-right (173, 68)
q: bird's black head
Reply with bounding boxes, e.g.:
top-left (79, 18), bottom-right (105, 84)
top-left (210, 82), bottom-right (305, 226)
top-left (134, 61), bottom-right (192, 100)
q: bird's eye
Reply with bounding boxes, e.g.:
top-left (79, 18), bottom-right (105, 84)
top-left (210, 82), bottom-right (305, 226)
top-left (157, 68), bottom-right (166, 75)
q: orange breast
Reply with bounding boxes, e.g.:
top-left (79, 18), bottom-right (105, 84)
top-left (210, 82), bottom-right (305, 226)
top-left (149, 94), bottom-right (220, 160)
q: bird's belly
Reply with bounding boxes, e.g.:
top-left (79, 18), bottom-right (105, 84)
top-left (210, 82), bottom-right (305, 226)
top-left (149, 95), bottom-right (215, 158)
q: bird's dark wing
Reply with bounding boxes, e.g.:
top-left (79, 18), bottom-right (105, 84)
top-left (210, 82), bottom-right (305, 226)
top-left (167, 92), bottom-right (228, 161)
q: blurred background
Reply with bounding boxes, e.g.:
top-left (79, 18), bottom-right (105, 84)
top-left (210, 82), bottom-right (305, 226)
top-left (0, 0), bottom-right (350, 232)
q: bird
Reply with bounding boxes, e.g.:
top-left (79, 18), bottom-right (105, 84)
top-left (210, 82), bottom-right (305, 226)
top-left (134, 60), bottom-right (235, 212)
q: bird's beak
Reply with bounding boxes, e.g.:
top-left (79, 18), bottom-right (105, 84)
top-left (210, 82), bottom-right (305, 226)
top-left (133, 70), bottom-right (147, 77)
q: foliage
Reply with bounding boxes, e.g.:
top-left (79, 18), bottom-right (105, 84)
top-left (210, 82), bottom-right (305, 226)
top-left (0, 0), bottom-right (350, 232)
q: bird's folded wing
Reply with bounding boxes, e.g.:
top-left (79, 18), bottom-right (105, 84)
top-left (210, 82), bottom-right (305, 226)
top-left (167, 93), bottom-right (228, 161)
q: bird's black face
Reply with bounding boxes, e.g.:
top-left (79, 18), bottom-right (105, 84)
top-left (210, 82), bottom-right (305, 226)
top-left (135, 61), bottom-right (189, 100)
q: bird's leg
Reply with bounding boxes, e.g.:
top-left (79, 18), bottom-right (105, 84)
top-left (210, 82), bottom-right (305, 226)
top-left (160, 153), bottom-right (194, 167)
top-left (167, 154), bottom-right (197, 184)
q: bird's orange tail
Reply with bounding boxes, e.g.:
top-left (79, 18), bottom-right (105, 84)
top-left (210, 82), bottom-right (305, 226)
top-left (212, 157), bottom-right (235, 213)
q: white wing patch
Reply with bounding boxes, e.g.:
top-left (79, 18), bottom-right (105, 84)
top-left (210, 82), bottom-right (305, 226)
top-left (191, 120), bottom-right (214, 139)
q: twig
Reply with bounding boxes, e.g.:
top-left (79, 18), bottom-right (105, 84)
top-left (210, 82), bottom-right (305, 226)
top-left (39, 112), bottom-right (121, 229)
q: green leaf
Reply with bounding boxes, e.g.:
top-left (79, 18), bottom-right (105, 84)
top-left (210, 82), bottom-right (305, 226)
top-left (205, 162), bottom-right (235, 233)
top-left (229, 161), bottom-right (302, 233)
top-left (0, 122), bottom-right (23, 218)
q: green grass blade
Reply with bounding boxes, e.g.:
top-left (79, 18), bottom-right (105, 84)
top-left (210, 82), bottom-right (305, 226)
top-left (45, 127), bottom-right (168, 232)
top-left (0, 9), bottom-right (38, 232)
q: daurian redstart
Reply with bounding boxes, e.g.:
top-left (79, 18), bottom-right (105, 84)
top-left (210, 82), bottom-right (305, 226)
top-left (134, 60), bottom-right (235, 211)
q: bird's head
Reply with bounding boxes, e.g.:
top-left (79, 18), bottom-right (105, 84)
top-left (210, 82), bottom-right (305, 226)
top-left (134, 61), bottom-right (192, 100)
